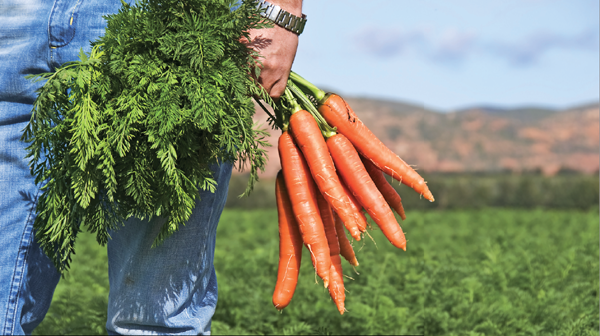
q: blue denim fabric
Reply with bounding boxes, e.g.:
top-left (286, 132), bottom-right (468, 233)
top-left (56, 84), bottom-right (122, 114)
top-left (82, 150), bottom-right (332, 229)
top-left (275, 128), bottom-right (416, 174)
top-left (0, 0), bottom-right (233, 334)
top-left (106, 162), bottom-right (231, 335)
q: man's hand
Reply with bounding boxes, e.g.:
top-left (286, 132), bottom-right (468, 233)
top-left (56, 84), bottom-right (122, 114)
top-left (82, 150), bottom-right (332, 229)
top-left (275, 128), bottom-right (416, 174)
top-left (245, 0), bottom-right (302, 100)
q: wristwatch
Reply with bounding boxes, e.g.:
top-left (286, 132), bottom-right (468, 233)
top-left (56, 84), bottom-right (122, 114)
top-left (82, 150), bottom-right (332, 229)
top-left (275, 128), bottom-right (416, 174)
top-left (257, 0), bottom-right (307, 35)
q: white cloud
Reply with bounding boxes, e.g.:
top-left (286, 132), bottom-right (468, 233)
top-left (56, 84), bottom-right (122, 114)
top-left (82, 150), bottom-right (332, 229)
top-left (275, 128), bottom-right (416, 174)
top-left (354, 26), bottom-right (430, 58)
top-left (354, 26), bottom-right (599, 66)
top-left (485, 28), bottom-right (599, 65)
top-left (432, 29), bottom-right (476, 62)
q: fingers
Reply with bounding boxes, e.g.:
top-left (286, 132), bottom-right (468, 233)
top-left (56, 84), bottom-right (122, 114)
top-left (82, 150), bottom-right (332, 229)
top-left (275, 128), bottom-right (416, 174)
top-left (258, 65), bottom-right (290, 100)
top-left (245, 24), bottom-right (299, 100)
top-left (269, 77), bottom-right (287, 100)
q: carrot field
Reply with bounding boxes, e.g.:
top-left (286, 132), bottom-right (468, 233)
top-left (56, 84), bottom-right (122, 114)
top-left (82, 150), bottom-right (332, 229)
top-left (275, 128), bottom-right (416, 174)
top-left (34, 208), bottom-right (599, 335)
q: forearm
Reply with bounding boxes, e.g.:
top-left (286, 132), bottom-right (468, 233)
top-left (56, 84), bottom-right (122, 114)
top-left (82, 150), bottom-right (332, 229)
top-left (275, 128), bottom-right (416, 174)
top-left (246, 0), bottom-right (304, 99)
top-left (268, 0), bottom-right (302, 16)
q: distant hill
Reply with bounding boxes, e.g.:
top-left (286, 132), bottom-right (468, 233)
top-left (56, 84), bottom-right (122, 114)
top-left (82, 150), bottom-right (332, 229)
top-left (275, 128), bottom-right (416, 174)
top-left (244, 98), bottom-right (599, 178)
top-left (457, 106), bottom-right (558, 123)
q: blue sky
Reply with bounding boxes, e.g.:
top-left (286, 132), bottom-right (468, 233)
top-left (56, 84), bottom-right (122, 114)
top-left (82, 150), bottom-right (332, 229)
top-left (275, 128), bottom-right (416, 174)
top-left (291, 0), bottom-right (599, 111)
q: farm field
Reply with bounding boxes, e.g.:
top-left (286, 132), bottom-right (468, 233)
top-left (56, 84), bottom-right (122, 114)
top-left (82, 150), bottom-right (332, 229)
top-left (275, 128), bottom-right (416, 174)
top-left (34, 208), bottom-right (599, 335)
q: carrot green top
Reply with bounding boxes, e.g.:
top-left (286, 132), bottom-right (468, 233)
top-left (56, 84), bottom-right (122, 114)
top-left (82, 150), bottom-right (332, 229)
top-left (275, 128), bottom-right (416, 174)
top-left (287, 80), bottom-right (336, 138)
top-left (22, 0), bottom-right (269, 272)
top-left (289, 71), bottom-right (326, 102)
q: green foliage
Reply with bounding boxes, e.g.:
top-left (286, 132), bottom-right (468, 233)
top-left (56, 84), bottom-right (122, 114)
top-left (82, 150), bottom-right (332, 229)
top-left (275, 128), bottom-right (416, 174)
top-left (212, 209), bottom-right (426, 335)
top-left (22, 0), bottom-right (269, 271)
top-left (34, 209), bottom-right (599, 335)
top-left (419, 209), bottom-right (599, 335)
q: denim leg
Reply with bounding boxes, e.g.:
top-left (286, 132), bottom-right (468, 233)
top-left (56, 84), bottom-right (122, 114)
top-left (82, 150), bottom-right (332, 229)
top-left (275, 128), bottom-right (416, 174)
top-left (0, 111), bottom-right (61, 336)
top-left (0, 0), bottom-right (127, 334)
top-left (106, 162), bottom-right (233, 336)
top-left (2, 0), bottom-right (234, 334)
top-left (0, 0), bottom-right (63, 333)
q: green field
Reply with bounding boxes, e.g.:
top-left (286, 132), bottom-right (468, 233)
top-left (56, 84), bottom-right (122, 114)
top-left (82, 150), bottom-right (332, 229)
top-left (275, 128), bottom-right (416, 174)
top-left (34, 208), bottom-right (599, 335)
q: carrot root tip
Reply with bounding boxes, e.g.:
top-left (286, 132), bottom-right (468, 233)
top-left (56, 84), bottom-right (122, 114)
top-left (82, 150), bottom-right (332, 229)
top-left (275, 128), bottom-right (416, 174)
top-left (423, 190), bottom-right (435, 202)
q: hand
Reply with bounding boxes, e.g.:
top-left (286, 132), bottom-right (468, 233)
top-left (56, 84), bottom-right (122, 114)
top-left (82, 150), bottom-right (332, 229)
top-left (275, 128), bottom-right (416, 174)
top-left (244, 1), bottom-right (302, 100)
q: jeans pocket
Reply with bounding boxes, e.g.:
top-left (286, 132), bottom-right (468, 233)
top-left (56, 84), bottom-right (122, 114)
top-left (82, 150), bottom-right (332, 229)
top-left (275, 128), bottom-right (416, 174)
top-left (48, 0), bottom-right (83, 48)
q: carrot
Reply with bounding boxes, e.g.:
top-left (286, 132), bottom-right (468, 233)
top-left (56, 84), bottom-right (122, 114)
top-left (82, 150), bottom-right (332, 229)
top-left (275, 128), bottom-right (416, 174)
top-left (273, 171), bottom-right (303, 310)
top-left (339, 182), bottom-right (368, 232)
top-left (278, 131), bottom-right (331, 287)
top-left (290, 72), bottom-right (433, 202)
top-left (362, 157), bottom-right (407, 220)
top-left (334, 212), bottom-right (359, 267)
top-left (328, 255), bottom-right (346, 314)
top-left (327, 133), bottom-right (407, 250)
top-left (289, 109), bottom-right (363, 241)
top-left (317, 192), bottom-right (346, 314)
top-left (317, 193), bottom-right (340, 256)
top-left (318, 94), bottom-right (434, 202)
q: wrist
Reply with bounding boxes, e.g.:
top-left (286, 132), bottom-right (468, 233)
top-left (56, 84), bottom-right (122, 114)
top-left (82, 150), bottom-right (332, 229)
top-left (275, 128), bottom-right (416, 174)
top-left (267, 0), bottom-right (302, 17)
top-left (257, 0), bottom-right (306, 35)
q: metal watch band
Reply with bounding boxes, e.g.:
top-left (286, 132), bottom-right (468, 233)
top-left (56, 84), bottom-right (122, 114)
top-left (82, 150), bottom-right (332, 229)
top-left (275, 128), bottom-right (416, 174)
top-left (257, 0), bottom-right (307, 35)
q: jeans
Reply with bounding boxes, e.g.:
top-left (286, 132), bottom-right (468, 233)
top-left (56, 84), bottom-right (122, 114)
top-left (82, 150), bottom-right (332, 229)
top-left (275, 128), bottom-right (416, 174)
top-left (0, 0), bottom-right (232, 334)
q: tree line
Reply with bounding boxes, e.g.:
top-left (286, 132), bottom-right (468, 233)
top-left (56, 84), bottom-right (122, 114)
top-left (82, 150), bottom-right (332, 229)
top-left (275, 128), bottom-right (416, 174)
top-left (226, 172), bottom-right (599, 210)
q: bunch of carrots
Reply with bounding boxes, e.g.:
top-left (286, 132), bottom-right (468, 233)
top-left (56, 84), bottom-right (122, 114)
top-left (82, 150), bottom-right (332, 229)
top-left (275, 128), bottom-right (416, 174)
top-left (263, 72), bottom-right (435, 315)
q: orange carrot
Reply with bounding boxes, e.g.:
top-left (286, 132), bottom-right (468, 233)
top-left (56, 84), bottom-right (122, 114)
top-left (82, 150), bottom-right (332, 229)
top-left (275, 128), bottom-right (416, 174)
top-left (278, 131), bottom-right (331, 287)
top-left (362, 157), bottom-right (407, 220)
top-left (328, 255), bottom-right (346, 315)
top-left (289, 110), bottom-right (363, 241)
top-left (339, 182), bottom-right (368, 232)
top-left (317, 192), bottom-right (346, 314)
top-left (273, 171), bottom-right (303, 310)
top-left (317, 193), bottom-right (340, 256)
top-left (327, 133), bottom-right (407, 250)
top-left (318, 93), bottom-right (434, 202)
top-left (334, 212), bottom-right (359, 267)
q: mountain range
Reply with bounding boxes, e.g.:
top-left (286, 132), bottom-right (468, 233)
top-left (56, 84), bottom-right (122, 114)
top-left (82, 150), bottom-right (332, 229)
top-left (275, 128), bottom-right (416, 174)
top-left (245, 98), bottom-right (599, 178)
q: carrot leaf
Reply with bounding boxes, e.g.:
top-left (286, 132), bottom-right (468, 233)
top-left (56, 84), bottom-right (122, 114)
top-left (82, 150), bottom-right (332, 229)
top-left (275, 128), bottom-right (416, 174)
top-left (22, 0), bottom-right (268, 272)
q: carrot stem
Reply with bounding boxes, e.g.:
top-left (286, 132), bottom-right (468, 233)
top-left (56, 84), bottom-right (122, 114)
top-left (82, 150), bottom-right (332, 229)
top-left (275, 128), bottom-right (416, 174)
top-left (289, 71), bottom-right (326, 102)
top-left (287, 81), bottom-right (336, 138)
top-left (283, 87), bottom-right (302, 114)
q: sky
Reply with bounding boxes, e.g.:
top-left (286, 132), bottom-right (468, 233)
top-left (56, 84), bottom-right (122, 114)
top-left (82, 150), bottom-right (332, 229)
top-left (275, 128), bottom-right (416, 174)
top-left (291, 0), bottom-right (599, 111)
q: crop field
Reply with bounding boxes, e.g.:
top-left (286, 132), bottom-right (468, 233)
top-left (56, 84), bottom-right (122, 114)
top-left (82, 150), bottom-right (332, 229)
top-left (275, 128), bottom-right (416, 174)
top-left (34, 208), bottom-right (598, 335)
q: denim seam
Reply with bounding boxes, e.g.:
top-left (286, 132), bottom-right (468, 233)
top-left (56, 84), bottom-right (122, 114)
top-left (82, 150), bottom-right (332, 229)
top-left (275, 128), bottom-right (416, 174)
top-left (2, 188), bottom-right (41, 335)
top-left (65, 0), bottom-right (82, 47)
top-left (48, 0), bottom-right (83, 48)
top-left (47, 0), bottom-right (59, 48)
